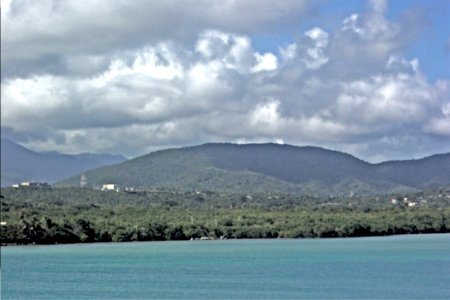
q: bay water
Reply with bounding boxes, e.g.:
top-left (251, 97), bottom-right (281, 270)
top-left (2, 234), bottom-right (450, 299)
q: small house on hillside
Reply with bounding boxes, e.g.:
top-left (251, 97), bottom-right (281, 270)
top-left (101, 184), bottom-right (118, 192)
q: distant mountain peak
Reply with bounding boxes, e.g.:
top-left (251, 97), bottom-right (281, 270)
top-left (1, 139), bottom-right (128, 187)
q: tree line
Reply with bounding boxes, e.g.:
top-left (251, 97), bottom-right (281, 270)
top-left (1, 187), bottom-right (449, 245)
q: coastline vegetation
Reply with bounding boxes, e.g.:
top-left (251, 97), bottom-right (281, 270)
top-left (1, 187), bottom-right (449, 245)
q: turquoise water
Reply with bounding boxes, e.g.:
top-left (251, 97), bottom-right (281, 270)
top-left (1, 234), bottom-right (450, 299)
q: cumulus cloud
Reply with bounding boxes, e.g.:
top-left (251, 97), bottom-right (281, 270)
top-left (1, 0), bottom-right (311, 78)
top-left (302, 28), bottom-right (329, 69)
top-left (343, 0), bottom-right (399, 41)
top-left (250, 100), bottom-right (281, 132)
top-left (1, 0), bottom-right (449, 161)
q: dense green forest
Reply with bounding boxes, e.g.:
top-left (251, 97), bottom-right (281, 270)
top-left (59, 143), bottom-right (450, 195)
top-left (1, 186), bottom-right (450, 245)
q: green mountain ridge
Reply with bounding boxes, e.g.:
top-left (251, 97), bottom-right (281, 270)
top-left (58, 143), bottom-right (450, 195)
top-left (1, 138), bottom-right (127, 186)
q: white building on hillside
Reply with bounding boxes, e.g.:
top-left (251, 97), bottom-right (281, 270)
top-left (101, 184), bottom-right (118, 191)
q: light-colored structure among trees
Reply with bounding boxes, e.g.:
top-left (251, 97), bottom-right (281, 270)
top-left (101, 184), bottom-right (118, 191)
top-left (80, 174), bottom-right (87, 188)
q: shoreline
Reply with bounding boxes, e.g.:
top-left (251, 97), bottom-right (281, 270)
top-left (2, 232), bottom-right (449, 247)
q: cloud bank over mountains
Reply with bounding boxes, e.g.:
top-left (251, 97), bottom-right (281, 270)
top-left (1, 0), bottom-right (449, 161)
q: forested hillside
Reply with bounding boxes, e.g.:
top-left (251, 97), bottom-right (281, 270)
top-left (59, 143), bottom-right (450, 195)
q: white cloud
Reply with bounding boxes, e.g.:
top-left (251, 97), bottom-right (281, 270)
top-left (252, 53), bottom-right (278, 73)
top-left (342, 0), bottom-right (399, 41)
top-left (1, 0), bottom-right (13, 20)
top-left (280, 43), bottom-right (297, 61)
top-left (424, 101), bottom-right (450, 137)
top-left (196, 31), bottom-right (256, 72)
top-left (1, 0), bottom-right (449, 162)
top-left (424, 118), bottom-right (450, 136)
top-left (250, 100), bottom-right (281, 129)
top-left (303, 27), bottom-right (329, 69)
top-left (335, 67), bottom-right (436, 125)
top-left (95, 44), bottom-right (184, 87)
top-left (1, 0), bottom-right (311, 78)
top-left (1, 76), bottom-right (72, 130)
top-left (342, 14), bottom-right (363, 35)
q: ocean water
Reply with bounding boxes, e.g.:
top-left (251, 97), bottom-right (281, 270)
top-left (1, 234), bottom-right (450, 299)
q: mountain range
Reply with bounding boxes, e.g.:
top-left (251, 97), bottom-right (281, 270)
top-left (1, 139), bottom-right (127, 187)
top-left (58, 143), bottom-right (450, 196)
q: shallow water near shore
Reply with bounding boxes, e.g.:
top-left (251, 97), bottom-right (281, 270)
top-left (2, 234), bottom-right (450, 299)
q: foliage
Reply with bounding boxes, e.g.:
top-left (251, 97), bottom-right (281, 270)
top-left (1, 186), bottom-right (449, 245)
top-left (57, 143), bottom-right (450, 195)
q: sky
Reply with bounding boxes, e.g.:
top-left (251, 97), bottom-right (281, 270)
top-left (1, 0), bottom-right (449, 162)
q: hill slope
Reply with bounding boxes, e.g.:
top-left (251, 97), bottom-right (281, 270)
top-left (1, 139), bottom-right (127, 186)
top-left (59, 143), bottom-right (450, 195)
top-left (374, 153), bottom-right (450, 189)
